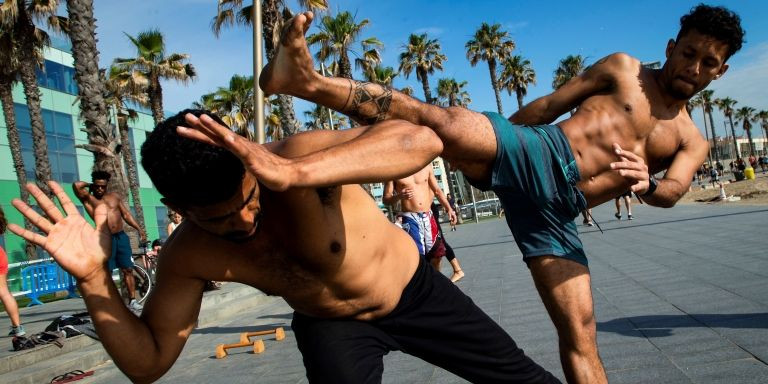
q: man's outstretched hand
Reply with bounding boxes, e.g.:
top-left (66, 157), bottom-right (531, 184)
top-left (176, 113), bottom-right (296, 191)
top-left (8, 181), bottom-right (111, 283)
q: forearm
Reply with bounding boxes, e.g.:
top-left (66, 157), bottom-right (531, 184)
top-left (78, 271), bottom-right (171, 382)
top-left (382, 191), bottom-right (401, 205)
top-left (641, 179), bottom-right (686, 208)
top-left (291, 122), bottom-right (442, 188)
top-left (72, 181), bottom-right (90, 201)
top-left (509, 97), bottom-right (557, 125)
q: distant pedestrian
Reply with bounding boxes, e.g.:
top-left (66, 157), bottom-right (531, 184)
top-left (581, 209), bottom-right (594, 226)
top-left (0, 206), bottom-right (24, 337)
top-left (710, 167), bottom-right (721, 187)
top-left (614, 191), bottom-right (633, 220)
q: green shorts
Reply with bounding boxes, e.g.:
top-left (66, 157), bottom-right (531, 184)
top-left (476, 112), bottom-right (588, 266)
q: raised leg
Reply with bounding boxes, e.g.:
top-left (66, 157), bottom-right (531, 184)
top-left (260, 12), bottom-right (497, 182)
top-left (528, 256), bottom-right (607, 384)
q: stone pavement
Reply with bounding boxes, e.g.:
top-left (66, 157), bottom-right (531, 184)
top-left (8, 201), bottom-right (768, 383)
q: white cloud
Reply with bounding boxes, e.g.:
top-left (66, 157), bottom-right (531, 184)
top-left (413, 27), bottom-right (445, 36)
top-left (505, 21), bottom-right (529, 33)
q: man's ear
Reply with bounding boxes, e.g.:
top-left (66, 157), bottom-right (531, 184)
top-left (665, 38), bottom-right (676, 59)
top-left (714, 63), bottom-right (729, 80)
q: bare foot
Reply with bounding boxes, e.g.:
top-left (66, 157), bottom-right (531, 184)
top-left (450, 269), bottom-right (464, 283)
top-left (259, 12), bottom-right (321, 98)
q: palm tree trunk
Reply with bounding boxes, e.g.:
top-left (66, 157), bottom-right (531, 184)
top-left (488, 59), bottom-right (503, 115)
top-left (745, 125), bottom-right (755, 156)
top-left (1, 77), bottom-right (37, 259)
top-left (728, 116), bottom-right (739, 159)
top-left (516, 88), bottom-right (524, 110)
top-left (14, 3), bottom-right (52, 196)
top-left (700, 108), bottom-right (712, 167)
top-left (418, 69), bottom-right (433, 104)
top-left (148, 75), bottom-right (165, 124)
top-left (117, 118), bottom-right (146, 234)
top-left (66, 0), bottom-right (127, 185)
top-left (707, 110), bottom-right (719, 163)
top-left (262, 0), bottom-right (299, 138)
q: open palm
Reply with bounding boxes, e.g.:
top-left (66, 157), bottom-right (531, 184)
top-left (8, 182), bottom-right (111, 281)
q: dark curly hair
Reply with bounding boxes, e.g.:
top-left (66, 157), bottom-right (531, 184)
top-left (91, 170), bottom-right (111, 182)
top-left (141, 109), bottom-right (245, 207)
top-left (0, 205), bottom-right (6, 235)
top-left (677, 4), bottom-right (745, 60)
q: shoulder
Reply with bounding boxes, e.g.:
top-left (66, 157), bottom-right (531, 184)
top-left (589, 53), bottom-right (640, 82)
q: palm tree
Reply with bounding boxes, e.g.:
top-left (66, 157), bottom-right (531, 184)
top-left (211, 1), bottom-right (328, 139)
top-left (689, 94), bottom-right (713, 166)
top-left (436, 78), bottom-right (471, 108)
top-left (698, 90), bottom-right (720, 163)
top-left (303, 103), bottom-right (348, 130)
top-left (210, 74), bottom-right (257, 137)
top-left (499, 55), bottom-right (536, 110)
top-left (400, 86), bottom-right (414, 97)
top-left (307, 11), bottom-right (382, 80)
top-left (66, 0), bottom-right (135, 217)
top-left (398, 33), bottom-right (446, 104)
top-left (104, 66), bottom-right (150, 236)
top-left (715, 97), bottom-right (739, 159)
top-left (0, 25), bottom-right (37, 258)
top-left (553, 55), bottom-right (586, 116)
top-left (114, 30), bottom-right (197, 125)
top-left (363, 65), bottom-right (398, 86)
top-left (553, 55), bottom-right (586, 90)
top-left (734, 106), bottom-right (757, 157)
top-left (1, 0), bottom-right (66, 196)
top-left (466, 23), bottom-right (515, 115)
top-left (757, 110), bottom-right (768, 147)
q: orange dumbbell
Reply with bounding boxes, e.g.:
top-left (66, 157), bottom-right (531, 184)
top-left (215, 339), bottom-right (265, 359)
top-left (239, 327), bottom-right (286, 344)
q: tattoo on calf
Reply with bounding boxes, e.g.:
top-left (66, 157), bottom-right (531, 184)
top-left (343, 81), bottom-right (393, 125)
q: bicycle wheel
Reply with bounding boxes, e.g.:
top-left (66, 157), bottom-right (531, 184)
top-left (131, 265), bottom-right (153, 304)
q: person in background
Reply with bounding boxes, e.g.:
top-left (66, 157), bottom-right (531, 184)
top-left (0, 206), bottom-right (24, 336)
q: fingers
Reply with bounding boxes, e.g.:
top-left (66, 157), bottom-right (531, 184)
top-left (13, 185), bottom-right (54, 233)
top-left (613, 143), bottom-right (643, 162)
top-left (176, 126), bottom-right (219, 147)
top-left (7, 223), bottom-right (47, 247)
top-left (93, 203), bottom-right (109, 234)
top-left (50, 181), bottom-right (79, 218)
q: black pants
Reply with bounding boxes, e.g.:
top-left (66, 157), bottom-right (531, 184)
top-left (292, 258), bottom-right (560, 383)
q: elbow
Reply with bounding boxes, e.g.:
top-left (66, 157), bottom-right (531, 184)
top-left (409, 125), bottom-right (443, 160)
top-left (125, 364), bottom-right (171, 384)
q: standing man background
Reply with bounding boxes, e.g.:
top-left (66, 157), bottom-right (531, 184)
top-left (73, 171), bottom-right (146, 310)
top-left (384, 164), bottom-right (464, 282)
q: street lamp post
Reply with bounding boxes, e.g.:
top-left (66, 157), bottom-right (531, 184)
top-left (253, 2), bottom-right (265, 144)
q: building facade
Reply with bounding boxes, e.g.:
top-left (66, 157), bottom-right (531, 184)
top-left (0, 45), bottom-right (170, 290)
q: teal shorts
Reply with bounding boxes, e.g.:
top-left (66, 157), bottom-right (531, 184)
top-left (109, 231), bottom-right (134, 270)
top-left (477, 112), bottom-right (588, 266)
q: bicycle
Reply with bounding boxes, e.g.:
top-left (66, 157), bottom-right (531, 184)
top-left (115, 242), bottom-right (153, 306)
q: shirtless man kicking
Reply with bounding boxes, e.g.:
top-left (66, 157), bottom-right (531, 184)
top-left (10, 111), bottom-right (559, 383)
top-left (73, 171), bottom-right (146, 310)
top-left (259, 5), bottom-right (744, 383)
top-left (383, 163), bottom-right (465, 282)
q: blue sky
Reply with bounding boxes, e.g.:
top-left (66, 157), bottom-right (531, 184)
top-left (90, 1), bottom-right (768, 140)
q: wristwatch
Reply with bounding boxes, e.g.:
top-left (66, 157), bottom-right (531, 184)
top-left (642, 175), bottom-right (658, 196)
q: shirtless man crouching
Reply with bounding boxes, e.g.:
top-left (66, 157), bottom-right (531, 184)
top-left (259, 5), bottom-right (744, 383)
top-left (9, 111), bottom-right (559, 383)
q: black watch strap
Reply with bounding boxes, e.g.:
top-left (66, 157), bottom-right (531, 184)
top-left (642, 175), bottom-right (658, 196)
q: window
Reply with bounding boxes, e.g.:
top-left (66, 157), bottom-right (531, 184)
top-left (36, 60), bottom-right (78, 95)
top-left (155, 206), bottom-right (169, 241)
top-left (14, 104), bottom-right (80, 183)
